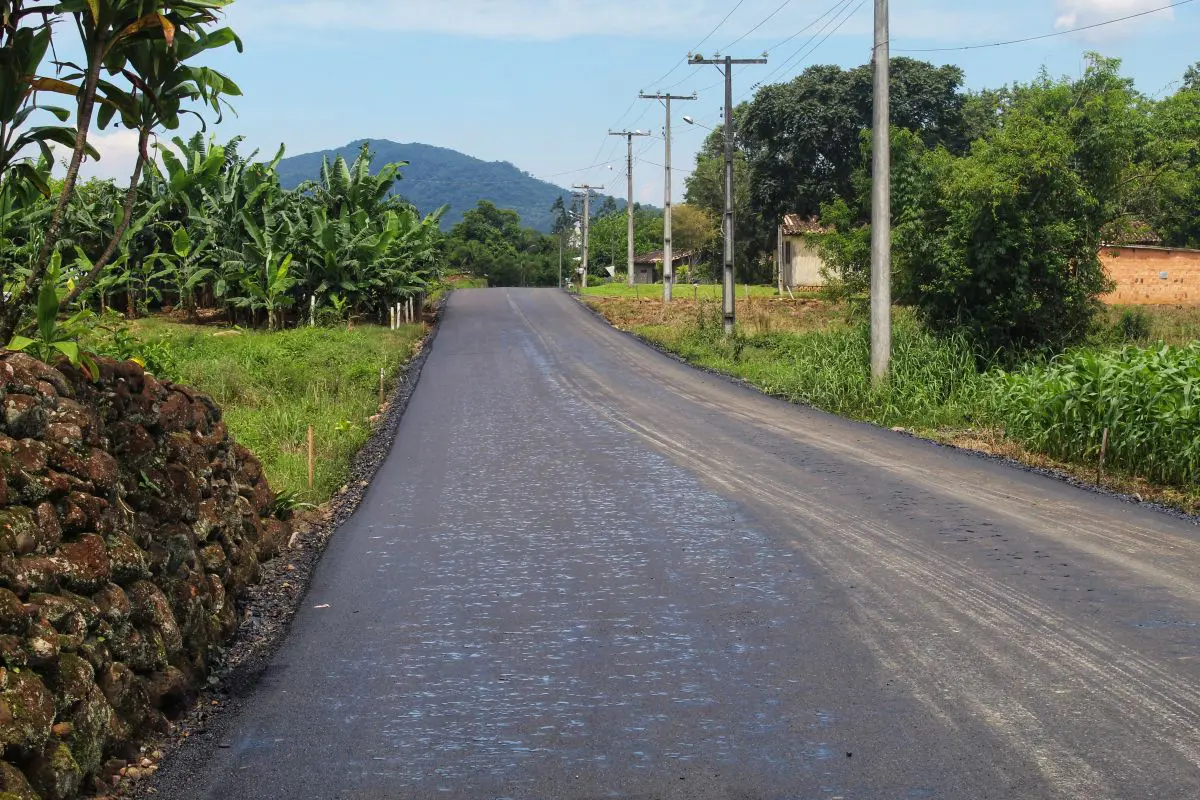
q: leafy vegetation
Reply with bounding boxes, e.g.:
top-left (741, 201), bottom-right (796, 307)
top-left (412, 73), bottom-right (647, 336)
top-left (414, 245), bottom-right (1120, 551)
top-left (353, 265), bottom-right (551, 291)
top-left (989, 344), bottom-right (1200, 487)
top-left (640, 307), bottom-right (984, 430)
top-left (1, 5), bottom-right (444, 345)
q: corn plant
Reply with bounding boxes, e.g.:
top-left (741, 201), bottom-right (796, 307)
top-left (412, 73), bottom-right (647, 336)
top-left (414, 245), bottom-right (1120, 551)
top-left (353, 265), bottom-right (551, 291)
top-left (988, 344), bottom-right (1200, 486)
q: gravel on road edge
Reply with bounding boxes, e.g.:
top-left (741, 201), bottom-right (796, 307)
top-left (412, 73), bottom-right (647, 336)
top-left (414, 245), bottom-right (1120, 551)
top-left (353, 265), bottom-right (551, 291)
top-left (118, 299), bottom-right (448, 799)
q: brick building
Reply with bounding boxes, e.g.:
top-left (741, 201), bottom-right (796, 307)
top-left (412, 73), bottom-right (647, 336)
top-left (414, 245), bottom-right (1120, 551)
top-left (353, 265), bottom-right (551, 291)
top-left (1101, 245), bottom-right (1200, 305)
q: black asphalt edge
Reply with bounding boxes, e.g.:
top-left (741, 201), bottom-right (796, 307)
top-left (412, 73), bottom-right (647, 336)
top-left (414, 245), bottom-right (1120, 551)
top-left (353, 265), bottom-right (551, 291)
top-left (123, 297), bottom-right (449, 798)
top-left (572, 293), bottom-right (1199, 527)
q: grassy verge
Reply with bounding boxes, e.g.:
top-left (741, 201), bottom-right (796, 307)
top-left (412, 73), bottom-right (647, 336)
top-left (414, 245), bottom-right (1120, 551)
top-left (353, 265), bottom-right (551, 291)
top-left (586, 296), bottom-right (1200, 514)
top-left (100, 320), bottom-right (426, 505)
top-left (581, 282), bottom-right (799, 301)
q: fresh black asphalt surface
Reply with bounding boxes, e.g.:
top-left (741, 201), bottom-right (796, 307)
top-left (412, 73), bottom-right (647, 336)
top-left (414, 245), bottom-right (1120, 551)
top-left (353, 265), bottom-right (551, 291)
top-left (156, 288), bottom-right (1200, 799)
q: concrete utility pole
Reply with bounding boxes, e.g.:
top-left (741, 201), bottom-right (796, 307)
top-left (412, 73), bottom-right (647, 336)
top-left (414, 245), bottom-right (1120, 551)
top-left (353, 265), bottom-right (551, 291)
top-left (572, 184), bottom-right (603, 289)
top-left (871, 0), bottom-right (892, 382)
top-left (690, 54), bottom-right (766, 335)
top-left (609, 130), bottom-right (652, 286)
top-left (639, 91), bottom-right (695, 303)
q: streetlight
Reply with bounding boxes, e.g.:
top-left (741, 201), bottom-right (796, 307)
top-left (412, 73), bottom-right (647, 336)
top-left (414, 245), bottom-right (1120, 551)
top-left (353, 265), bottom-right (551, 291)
top-left (682, 116), bottom-right (714, 132)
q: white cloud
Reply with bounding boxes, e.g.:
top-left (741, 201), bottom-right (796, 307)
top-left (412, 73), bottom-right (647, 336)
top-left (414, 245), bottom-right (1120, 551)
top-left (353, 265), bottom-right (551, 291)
top-left (1054, 0), bottom-right (1175, 41)
top-left (49, 129), bottom-right (145, 182)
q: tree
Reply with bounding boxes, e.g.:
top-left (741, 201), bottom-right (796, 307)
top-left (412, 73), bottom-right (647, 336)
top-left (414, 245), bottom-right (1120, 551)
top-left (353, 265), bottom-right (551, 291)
top-left (684, 123), bottom-right (756, 280)
top-left (445, 200), bottom-right (559, 287)
top-left (894, 56), bottom-right (1139, 356)
top-left (739, 57), bottom-right (968, 226)
top-left (671, 204), bottom-right (716, 256)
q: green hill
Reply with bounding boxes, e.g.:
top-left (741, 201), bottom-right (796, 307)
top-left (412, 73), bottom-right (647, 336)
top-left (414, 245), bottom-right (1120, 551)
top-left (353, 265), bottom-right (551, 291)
top-left (276, 139), bottom-right (624, 233)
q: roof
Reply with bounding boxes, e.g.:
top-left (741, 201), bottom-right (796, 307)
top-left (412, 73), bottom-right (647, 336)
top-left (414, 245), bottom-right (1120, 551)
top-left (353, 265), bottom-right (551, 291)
top-left (781, 214), bottom-right (831, 236)
top-left (633, 250), bottom-right (694, 265)
top-left (1101, 219), bottom-right (1162, 246)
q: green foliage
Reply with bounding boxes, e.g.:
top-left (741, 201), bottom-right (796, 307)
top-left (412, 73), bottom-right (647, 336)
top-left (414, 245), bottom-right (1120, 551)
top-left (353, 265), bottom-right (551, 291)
top-left (5, 257), bottom-right (98, 374)
top-left (894, 56), bottom-right (1140, 356)
top-left (643, 313), bottom-right (985, 430)
top-left (586, 204), bottom-right (663, 272)
top-left (445, 200), bottom-right (560, 287)
top-left (989, 343), bottom-right (1200, 486)
top-left (815, 198), bottom-right (870, 301)
top-left (1113, 308), bottom-right (1152, 344)
top-left (684, 120), bottom-right (759, 281)
top-left (739, 58), bottom-right (969, 226)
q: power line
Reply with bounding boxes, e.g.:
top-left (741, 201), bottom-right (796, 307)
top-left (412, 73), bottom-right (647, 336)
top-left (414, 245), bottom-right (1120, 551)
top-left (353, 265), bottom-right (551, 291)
top-left (755, 0), bottom-right (861, 87)
top-left (724, 0), bottom-right (794, 50)
top-left (540, 159), bottom-right (621, 181)
top-left (691, 0), bottom-right (859, 96)
top-left (643, 0), bottom-right (749, 91)
top-left (896, 0), bottom-right (1193, 52)
top-left (764, 0), bottom-right (858, 55)
top-left (693, 0), bottom-right (750, 53)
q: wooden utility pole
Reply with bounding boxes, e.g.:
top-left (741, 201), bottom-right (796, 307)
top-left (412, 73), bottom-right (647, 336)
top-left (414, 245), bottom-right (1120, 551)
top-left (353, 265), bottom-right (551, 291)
top-left (871, 0), bottom-right (892, 382)
top-left (689, 54), bottom-right (766, 334)
top-left (609, 130), bottom-right (651, 286)
top-left (571, 184), bottom-right (603, 289)
top-left (639, 92), bottom-right (695, 303)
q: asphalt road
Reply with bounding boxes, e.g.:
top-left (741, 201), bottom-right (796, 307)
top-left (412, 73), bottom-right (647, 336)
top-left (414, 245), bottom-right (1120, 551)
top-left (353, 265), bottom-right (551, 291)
top-left (157, 288), bottom-right (1200, 799)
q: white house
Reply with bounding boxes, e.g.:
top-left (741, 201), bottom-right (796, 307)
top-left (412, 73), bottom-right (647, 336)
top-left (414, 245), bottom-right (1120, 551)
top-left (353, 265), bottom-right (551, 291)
top-left (777, 214), bottom-right (830, 291)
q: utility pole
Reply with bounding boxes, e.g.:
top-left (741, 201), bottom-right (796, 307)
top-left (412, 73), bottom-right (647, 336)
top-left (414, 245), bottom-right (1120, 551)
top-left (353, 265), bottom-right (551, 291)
top-left (572, 184), bottom-right (602, 289)
top-left (871, 0), bottom-right (892, 382)
top-left (690, 54), bottom-right (766, 334)
top-left (640, 91), bottom-right (695, 303)
top-left (609, 129), bottom-right (651, 286)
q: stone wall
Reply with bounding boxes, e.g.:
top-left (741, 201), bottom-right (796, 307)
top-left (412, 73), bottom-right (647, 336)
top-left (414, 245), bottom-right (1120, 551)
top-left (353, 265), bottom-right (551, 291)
top-left (1102, 245), bottom-right (1200, 305)
top-left (0, 352), bottom-right (288, 799)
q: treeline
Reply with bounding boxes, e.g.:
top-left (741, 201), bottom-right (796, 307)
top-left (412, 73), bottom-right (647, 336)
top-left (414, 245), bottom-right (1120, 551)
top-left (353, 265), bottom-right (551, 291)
top-left (685, 54), bottom-right (1200, 354)
top-left (4, 138), bottom-right (443, 329)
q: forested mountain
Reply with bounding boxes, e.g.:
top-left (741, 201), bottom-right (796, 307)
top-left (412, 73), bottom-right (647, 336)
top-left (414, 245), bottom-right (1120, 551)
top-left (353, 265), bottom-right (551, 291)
top-left (276, 139), bottom-right (622, 232)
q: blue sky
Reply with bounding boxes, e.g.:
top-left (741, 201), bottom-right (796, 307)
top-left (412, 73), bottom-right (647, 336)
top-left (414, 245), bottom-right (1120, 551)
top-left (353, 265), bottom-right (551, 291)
top-left (78, 0), bottom-right (1200, 212)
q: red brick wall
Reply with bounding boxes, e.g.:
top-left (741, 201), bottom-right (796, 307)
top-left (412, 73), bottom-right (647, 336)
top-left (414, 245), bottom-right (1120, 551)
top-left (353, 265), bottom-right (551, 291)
top-left (1101, 246), bottom-right (1200, 305)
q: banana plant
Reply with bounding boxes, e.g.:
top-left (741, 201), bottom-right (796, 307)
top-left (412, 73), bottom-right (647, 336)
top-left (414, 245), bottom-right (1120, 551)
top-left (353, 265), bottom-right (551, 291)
top-left (2, 0), bottom-right (240, 343)
top-left (143, 223), bottom-right (212, 317)
top-left (64, 22), bottom-right (242, 307)
top-left (6, 255), bottom-right (98, 375)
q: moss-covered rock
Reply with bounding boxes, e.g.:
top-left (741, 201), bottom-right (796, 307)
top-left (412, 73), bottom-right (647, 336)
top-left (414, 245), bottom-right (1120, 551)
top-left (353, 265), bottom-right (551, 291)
top-left (54, 536), bottom-right (110, 595)
top-left (27, 741), bottom-right (83, 800)
top-left (0, 669), bottom-right (55, 758)
top-left (0, 350), bottom-right (289, 799)
top-left (0, 760), bottom-right (37, 800)
top-left (0, 591), bottom-right (30, 636)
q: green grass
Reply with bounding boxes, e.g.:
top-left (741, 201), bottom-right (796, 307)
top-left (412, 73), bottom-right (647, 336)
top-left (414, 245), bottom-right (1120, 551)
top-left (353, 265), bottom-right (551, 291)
top-left (581, 282), bottom-right (789, 300)
top-left (1099, 305), bottom-right (1200, 347)
top-left (638, 311), bottom-right (986, 431)
top-left (116, 321), bottom-right (425, 504)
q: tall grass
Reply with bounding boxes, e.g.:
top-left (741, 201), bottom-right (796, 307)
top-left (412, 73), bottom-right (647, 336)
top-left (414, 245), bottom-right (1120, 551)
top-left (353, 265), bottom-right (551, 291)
top-left (126, 322), bottom-right (425, 503)
top-left (988, 343), bottom-right (1200, 486)
top-left (641, 313), bottom-right (986, 430)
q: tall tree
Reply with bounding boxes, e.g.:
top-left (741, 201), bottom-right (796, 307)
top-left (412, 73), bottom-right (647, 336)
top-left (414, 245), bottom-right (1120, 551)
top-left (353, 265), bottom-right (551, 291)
top-left (739, 57), bottom-right (968, 226)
